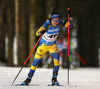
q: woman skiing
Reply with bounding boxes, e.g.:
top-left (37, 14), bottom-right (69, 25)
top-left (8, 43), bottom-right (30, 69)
top-left (21, 11), bottom-right (75, 86)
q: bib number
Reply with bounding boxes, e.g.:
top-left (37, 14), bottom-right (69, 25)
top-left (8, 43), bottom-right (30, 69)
top-left (49, 34), bottom-right (58, 38)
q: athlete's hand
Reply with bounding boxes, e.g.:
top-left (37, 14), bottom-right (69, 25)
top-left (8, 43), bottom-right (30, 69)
top-left (69, 17), bottom-right (73, 21)
top-left (38, 30), bottom-right (46, 36)
top-left (40, 30), bottom-right (45, 34)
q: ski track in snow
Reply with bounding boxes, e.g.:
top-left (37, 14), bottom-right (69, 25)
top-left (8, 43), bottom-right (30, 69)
top-left (0, 67), bottom-right (100, 89)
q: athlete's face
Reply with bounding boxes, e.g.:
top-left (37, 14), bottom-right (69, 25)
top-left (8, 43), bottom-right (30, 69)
top-left (51, 18), bottom-right (60, 27)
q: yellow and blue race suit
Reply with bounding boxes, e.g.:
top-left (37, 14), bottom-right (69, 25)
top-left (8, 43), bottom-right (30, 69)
top-left (29, 19), bottom-right (75, 76)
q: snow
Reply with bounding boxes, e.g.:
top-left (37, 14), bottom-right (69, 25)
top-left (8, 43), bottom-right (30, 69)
top-left (0, 67), bottom-right (100, 89)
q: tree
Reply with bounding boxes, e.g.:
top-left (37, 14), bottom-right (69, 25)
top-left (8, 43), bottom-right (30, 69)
top-left (15, 0), bottom-right (20, 66)
top-left (77, 0), bottom-right (100, 67)
top-left (7, 0), bottom-right (14, 66)
top-left (18, 0), bottom-right (29, 66)
top-left (0, 0), bottom-right (5, 63)
top-left (29, 0), bottom-right (36, 66)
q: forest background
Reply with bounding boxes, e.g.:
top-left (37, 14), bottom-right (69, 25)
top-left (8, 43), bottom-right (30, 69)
top-left (0, 0), bottom-right (100, 67)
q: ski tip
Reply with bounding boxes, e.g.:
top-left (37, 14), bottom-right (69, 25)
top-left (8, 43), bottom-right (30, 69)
top-left (2, 84), bottom-right (10, 87)
top-left (2, 84), bottom-right (25, 87)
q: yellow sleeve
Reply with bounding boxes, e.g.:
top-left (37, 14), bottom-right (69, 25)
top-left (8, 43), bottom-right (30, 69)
top-left (36, 26), bottom-right (46, 36)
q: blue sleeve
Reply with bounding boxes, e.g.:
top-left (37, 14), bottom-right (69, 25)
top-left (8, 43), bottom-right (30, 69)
top-left (59, 20), bottom-right (66, 26)
top-left (69, 20), bottom-right (75, 28)
top-left (42, 20), bottom-right (50, 29)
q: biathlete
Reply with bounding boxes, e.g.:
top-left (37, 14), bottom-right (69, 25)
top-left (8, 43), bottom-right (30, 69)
top-left (21, 11), bottom-right (75, 86)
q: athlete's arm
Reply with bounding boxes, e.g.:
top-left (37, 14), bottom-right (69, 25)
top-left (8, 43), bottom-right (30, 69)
top-left (36, 26), bottom-right (46, 36)
top-left (36, 20), bottom-right (50, 36)
top-left (60, 17), bottom-right (75, 28)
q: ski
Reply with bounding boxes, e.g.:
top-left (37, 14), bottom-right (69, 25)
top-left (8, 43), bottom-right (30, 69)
top-left (48, 84), bottom-right (63, 86)
top-left (13, 84), bottom-right (24, 86)
top-left (3, 84), bottom-right (63, 87)
top-left (2, 84), bottom-right (11, 87)
top-left (2, 84), bottom-right (27, 87)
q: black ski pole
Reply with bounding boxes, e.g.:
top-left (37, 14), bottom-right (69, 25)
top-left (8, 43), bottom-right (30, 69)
top-left (11, 36), bottom-right (42, 86)
top-left (50, 2), bottom-right (55, 14)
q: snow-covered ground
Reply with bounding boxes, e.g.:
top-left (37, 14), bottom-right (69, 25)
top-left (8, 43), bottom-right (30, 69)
top-left (0, 67), bottom-right (100, 89)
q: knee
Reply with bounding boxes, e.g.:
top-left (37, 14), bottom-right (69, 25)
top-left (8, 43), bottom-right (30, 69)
top-left (51, 52), bottom-right (59, 61)
top-left (50, 52), bottom-right (60, 66)
top-left (54, 59), bottom-right (60, 66)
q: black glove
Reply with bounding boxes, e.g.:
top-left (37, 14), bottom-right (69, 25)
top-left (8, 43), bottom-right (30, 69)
top-left (38, 30), bottom-right (46, 36)
top-left (40, 30), bottom-right (45, 34)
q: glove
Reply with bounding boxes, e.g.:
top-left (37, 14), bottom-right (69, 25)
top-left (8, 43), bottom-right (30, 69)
top-left (40, 30), bottom-right (45, 34)
top-left (38, 30), bottom-right (46, 36)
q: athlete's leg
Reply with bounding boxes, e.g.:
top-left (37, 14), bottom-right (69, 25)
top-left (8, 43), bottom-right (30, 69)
top-left (49, 44), bottom-right (60, 85)
top-left (29, 43), bottom-right (50, 75)
top-left (49, 44), bottom-right (60, 73)
top-left (21, 43), bottom-right (50, 85)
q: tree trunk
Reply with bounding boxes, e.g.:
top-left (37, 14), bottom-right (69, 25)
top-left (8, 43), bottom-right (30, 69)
top-left (29, 0), bottom-right (36, 66)
top-left (45, 0), bottom-right (51, 19)
top-left (0, 0), bottom-right (5, 63)
top-left (7, 0), bottom-right (14, 66)
top-left (19, 0), bottom-right (28, 66)
top-left (78, 1), bottom-right (99, 67)
top-left (15, 0), bottom-right (20, 66)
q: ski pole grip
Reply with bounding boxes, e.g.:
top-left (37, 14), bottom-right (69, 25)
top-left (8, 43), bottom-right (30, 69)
top-left (67, 8), bottom-right (72, 17)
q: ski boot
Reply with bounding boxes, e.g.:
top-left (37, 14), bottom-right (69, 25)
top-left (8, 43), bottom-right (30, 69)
top-left (21, 74), bottom-right (33, 85)
top-left (52, 73), bottom-right (59, 86)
